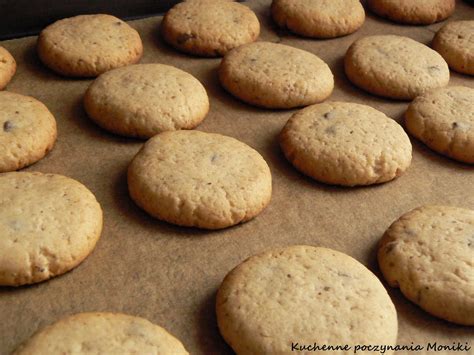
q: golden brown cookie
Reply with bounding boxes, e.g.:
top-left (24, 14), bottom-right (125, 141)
top-left (128, 130), bottom-right (272, 229)
top-left (280, 102), bottom-right (412, 186)
top-left (367, 0), bottom-right (455, 25)
top-left (217, 245), bottom-right (398, 354)
top-left (378, 205), bottom-right (474, 325)
top-left (161, 0), bottom-right (260, 57)
top-left (13, 312), bottom-right (189, 354)
top-left (0, 172), bottom-right (103, 286)
top-left (219, 41), bottom-right (334, 109)
top-left (405, 86), bottom-right (474, 164)
top-left (37, 14), bottom-right (143, 77)
top-left (84, 64), bottom-right (209, 138)
top-left (271, 0), bottom-right (365, 38)
top-left (0, 91), bottom-right (57, 172)
top-left (345, 35), bottom-right (450, 100)
top-left (0, 46), bottom-right (16, 90)
top-left (432, 21), bottom-right (474, 76)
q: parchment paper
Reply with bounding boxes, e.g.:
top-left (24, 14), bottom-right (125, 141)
top-left (0, 1), bottom-right (473, 354)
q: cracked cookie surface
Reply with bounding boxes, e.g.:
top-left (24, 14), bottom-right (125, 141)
top-left (161, 0), bottom-right (260, 57)
top-left (0, 46), bottom-right (16, 90)
top-left (345, 35), bottom-right (449, 100)
top-left (367, 0), bottom-right (455, 25)
top-left (279, 101), bottom-right (412, 186)
top-left (13, 312), bottom-right (189, 354)
top-left (0, 92), bottom-right (57, 172)
top-left (216, 245), bottom-right (398, 354)
top-left (433, 21), bottom-right (474, 76)
top-left (405, 86), bottom-right (474, 164)
top-left (271, 0), bottom-right (365, 38)
top-left (127, 130), bottom-right (272, 229)
top-left (0, 172), bottom-right (103, 286)
top-left (219, 41), bottom-right (334, 109)
top-left (378, 205), bottom-right (474, 325)
top-left (84, 64), bottom-right (209, 138)
top-left (37, 14), bottom-right (143, 77)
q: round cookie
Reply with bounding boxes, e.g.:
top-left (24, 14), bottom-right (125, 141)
top-left (0, 92), bottom-right (57, 172)
top-left (0, 172), bottom-right (103, 286)
top-left (37, 14), bottom-right (143, 77)
top-left (84, 64), bottom-right (209, 138)
top-left (216, 245), bottom-right (398, 354)
top-left (271, 0), bottom-right (365, 38)
top-left (279, 102), bottom-right (412, 186)
top-left (345, 35), bottom-right (450, 100)
top-left (378, 205), bottom-right (474, 325)
top-left (161, 0), bottom-right (260, 57)
top-left (13, 312), bottom-right (189, 354)
top-left (219, 41), bottom-right (334, 109)
top-left (128, 130), bottom-right (272, 229)
top-left (367, 0), bottom-right (455, 25)
top-left (432, 21), bottom-right (474, 76)
top-left (405, 86), bottom-right (474, 164)
top-left (0, 46), bottom-right (16, 90)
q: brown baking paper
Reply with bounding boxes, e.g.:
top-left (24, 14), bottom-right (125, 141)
top-left (0, 1), bottom-right (473, 353)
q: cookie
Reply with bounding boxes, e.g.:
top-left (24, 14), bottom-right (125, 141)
top-left (0, 172), bottom-right (103, 286)
top-left (0, 92), bottom-right (57, 172)
top-left (219, 41), bottom-right (334, 109)
top-left (280, 102), bottom-right (412, 186)
top-left (405, 86), bottom-right (474, 164)
top-left (367, 0), bottom-right (455, 25)
top-left (0, 46), bottom-right (16, 90)
top-left (128, 130), bottom-right (272, 229)
top-left (84, 64), bottom-right (209, 138)
top-left (13, 312), bottom-right (188, 354)
top-left (216, 245), bottom-right (398, 354)
top-left (378, 205), bottom-right (474, 325)
top-left (432, 21), bottom-right (474, 76)
top-left (161, 0), bottom-right (260, 57)
top-left (271, 0), bottom-right (365, 38)
top-left (37, 14), bottom-right (143, 77)
top-left (345, 35), bottom-right (450, 100)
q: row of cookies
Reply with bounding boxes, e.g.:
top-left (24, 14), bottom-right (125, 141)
top-left (10, 203), bottom-right (474, 353)
top-left (1, 0), bottom-right (472, 353)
